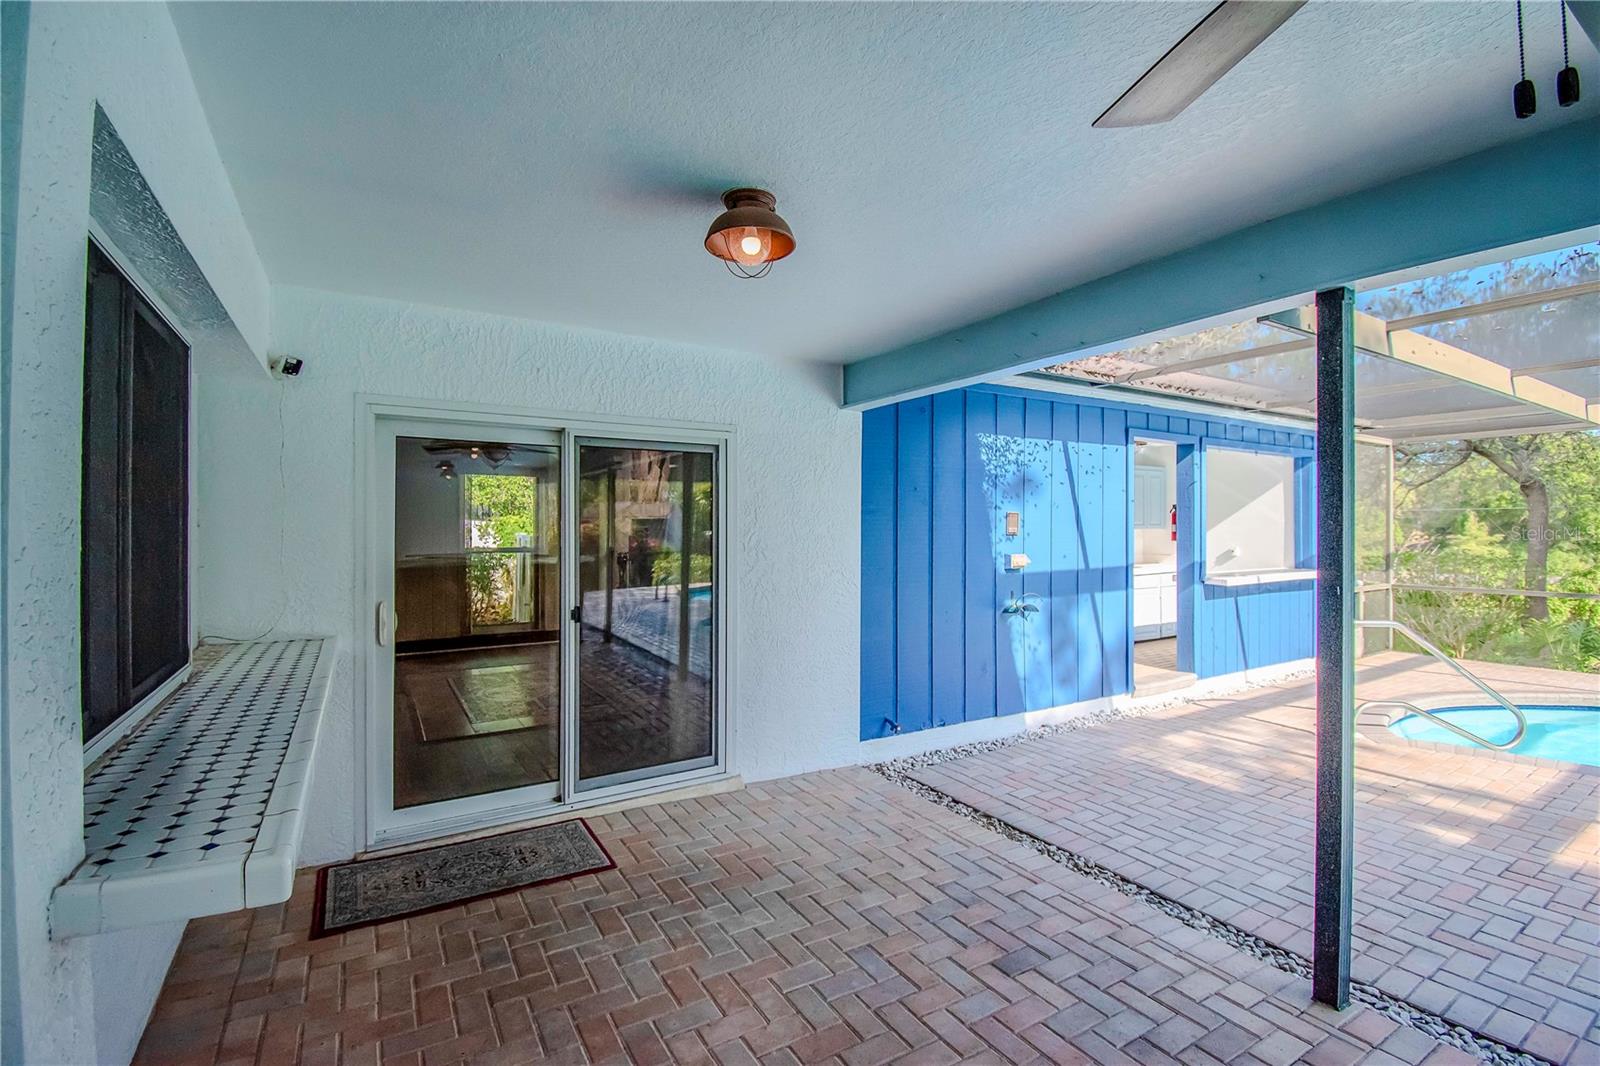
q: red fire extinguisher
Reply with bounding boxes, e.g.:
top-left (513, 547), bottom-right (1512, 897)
top-left (1170, 503), bottom-right (1178, 543)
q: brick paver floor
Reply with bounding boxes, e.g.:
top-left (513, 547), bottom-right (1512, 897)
top-left (912, 653), bottom-right (1599, 1065)
top-left (135, 764), bottom-right (1485, 1065)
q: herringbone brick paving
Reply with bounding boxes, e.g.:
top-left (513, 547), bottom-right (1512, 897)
top-left (913, 653), bottom-right (1599, 1065)
top-left (136, 765), bottom-right (1482, 1065)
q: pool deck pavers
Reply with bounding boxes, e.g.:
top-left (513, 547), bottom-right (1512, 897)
top-left (137, 763), bottom-right (1491, 1065)
top-left (131, 652), bottom-right (1594, 1065)
top-left (911, 653), bottom-right (1599, 1065)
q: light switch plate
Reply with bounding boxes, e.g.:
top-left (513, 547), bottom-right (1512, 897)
top-left (1006, 553), bottom-right (1031, 571)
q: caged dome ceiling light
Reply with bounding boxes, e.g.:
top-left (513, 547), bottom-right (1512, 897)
top-left (704, 188), bottom-right (795, 279)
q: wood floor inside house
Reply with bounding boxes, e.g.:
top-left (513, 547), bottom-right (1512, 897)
top-left (393, 634), bottom-right (712, 810)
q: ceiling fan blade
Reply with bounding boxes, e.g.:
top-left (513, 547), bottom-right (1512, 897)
top-left (1093, 0), bottom-right (1306, 129)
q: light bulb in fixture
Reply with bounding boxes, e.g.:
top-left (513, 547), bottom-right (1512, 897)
top-left (728, 228), bottom-right (770, 268)
top-left (704, 188), bottom-right (795, 279)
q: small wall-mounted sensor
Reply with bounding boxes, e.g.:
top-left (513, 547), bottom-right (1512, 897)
top-left (1005, 511), bottom-right (1020, 537)
top-left (1006, 553), bottom-right (1031, 571)
top-left (273, 356), bottom-right (304, 377)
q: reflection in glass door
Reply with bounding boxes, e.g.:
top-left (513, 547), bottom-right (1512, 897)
top-left (575, 442), bottom-right (717, 790)
top-left (391, 436), bottom-right (561, 809)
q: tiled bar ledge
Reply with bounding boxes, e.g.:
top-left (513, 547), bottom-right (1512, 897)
top-left (51, 638), bottom-right (334, 939)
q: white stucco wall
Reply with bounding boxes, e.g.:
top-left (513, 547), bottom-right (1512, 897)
top-left (2, 3), bottom-right (270, 1063)
top-left (195, 286), bottom-right (863, 863)
top-left (5, 8), bottom-right (858, 1058)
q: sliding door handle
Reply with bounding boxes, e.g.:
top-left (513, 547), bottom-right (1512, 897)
top-left (376, 600), bottom-right (392, 646)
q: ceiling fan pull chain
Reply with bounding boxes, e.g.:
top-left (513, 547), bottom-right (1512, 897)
top-left (1557, 1), bottom-right (1581, 106)
top-left (1518, 0), bottom-right (1526, 80)
top-left (1514, 1), bottom-right (1537, 119)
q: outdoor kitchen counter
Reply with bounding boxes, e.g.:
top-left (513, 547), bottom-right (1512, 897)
top-left (50, 638), bottom-right (334, 938)
top-left (1202, 568), bottom-right (1317, 588)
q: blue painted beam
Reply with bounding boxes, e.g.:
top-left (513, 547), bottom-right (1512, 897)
top-left (843, 119), bottom-right (1600, 409)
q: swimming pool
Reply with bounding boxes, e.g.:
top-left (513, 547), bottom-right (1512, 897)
top-left (1389, 703), bottom-right (1600, 766)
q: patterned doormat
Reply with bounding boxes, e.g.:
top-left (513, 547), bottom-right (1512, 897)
top-left (312, 819), bottom-right (614, 937)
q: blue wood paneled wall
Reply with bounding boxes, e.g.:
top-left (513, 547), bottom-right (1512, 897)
top-left (861, 384), bottom-right (1316, 741)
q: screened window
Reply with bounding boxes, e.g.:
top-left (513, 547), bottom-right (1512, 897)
top-left (81, 241), bottom-right (190, 747)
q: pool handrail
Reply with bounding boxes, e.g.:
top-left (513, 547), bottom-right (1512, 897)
top-left (1354, 620), bottom-right (1528, 752)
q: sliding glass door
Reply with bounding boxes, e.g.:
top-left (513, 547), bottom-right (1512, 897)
top-left (388, 431), bottom-right (563, 812)
top-left (573, 441), bottom-right (717, 791)
top-left (370, 414), bottom-right (723, 844)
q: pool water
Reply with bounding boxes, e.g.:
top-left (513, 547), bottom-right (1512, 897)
top-left (1389, 704), bottom-right (1600, 766)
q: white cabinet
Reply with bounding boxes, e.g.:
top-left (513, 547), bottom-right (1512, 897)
top-left (1133, 567), bottom-right (1177, 640)
top-left (1133, 583), bottom-right (1164, 638)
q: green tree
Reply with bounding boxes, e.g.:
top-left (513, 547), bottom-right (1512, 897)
top-left (464, 473), bottom-right (552, 624)
top-left (1397, 433), bottom-right (1600, 618)
top-left (1393, 430), bottom-right (1600, 671)
top-left (467, 473), bottom-right (553, 547)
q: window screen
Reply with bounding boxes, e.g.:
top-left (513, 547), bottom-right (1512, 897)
top-left (81, 242), bottom-right (190, 745)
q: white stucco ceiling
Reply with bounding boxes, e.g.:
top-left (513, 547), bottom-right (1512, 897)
top-left (170, 1), bottom-right (1599, 363)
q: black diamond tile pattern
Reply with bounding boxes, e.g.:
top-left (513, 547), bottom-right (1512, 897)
top-left (80, 640), bottom-right (325, 878)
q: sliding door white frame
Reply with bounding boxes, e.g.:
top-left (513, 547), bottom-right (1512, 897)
top-left (355, 395), bottom-right (736, 851)
top-left (368, 416), bottom-right (564, 844)
top-left (564, 436), bottom-right (724, 802)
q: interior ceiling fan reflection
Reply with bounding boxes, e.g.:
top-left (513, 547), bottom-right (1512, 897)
top-left (421, 440), bottom-right (517, 468)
